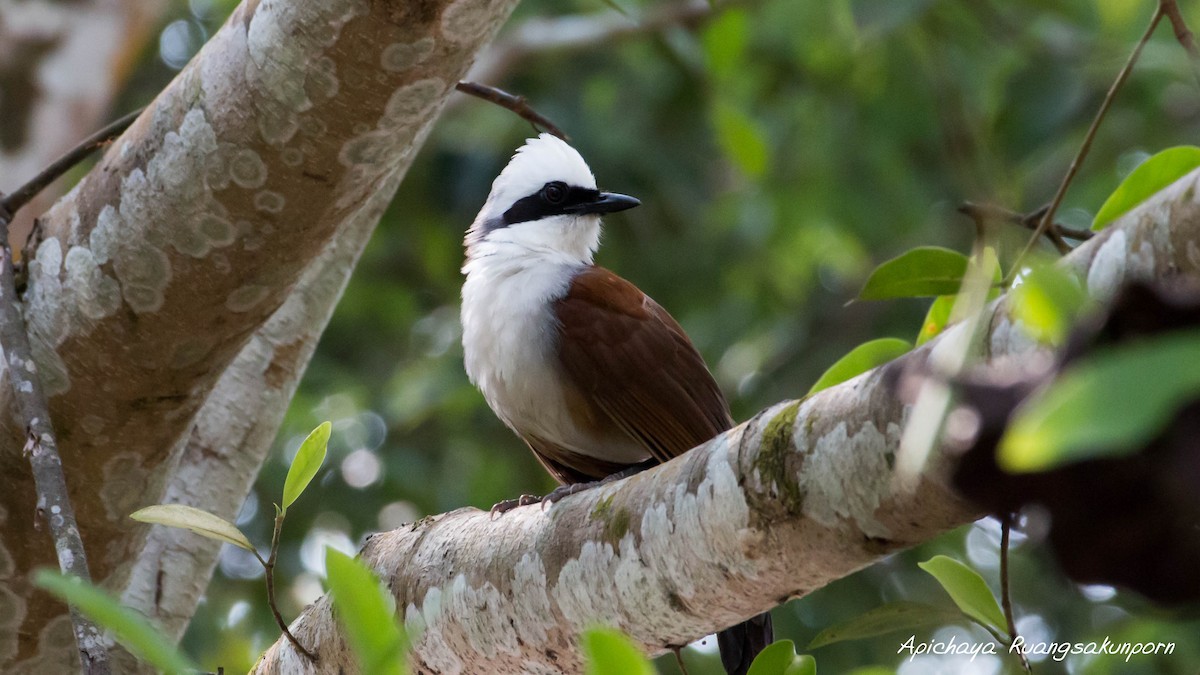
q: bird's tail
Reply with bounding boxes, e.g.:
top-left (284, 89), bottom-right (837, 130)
top-left (716, 611), bottom-right (774, 675)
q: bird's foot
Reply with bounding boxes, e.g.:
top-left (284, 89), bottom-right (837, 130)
top-left (489, 494), bottom-right (542, 518)
top-left (540, 459), bottom-right (660, 510)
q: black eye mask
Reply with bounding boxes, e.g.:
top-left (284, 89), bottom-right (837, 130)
top-left (502, 181), bottom-right (602, 226)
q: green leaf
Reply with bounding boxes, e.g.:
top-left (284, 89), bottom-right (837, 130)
top-left (702, 8), bottom-right (749, 81)
top-left (808, 338), bottom-right (912, 394)
top-left (713, 102), bottom-right (769, 178)
top-left (283, 421), bottom-right (331, 512)
top-left (1094, 146), bottom-right (1200, 230)
top-left (581, 627), bottom-right (654, 675)
top-left (325, 548), bottom-right (408, 675)
top-left (130, 504), bottom-right (256, 553)
top-left (918, 556), bottom-right (1007, 637)
top-left (999, 329), bottom-right (1200, 472)
top-left (807, 601), bottom-right (966, 649)
top-left (1010, 264), bottom-right (1088, 344)
top-left (747, 639), bottom-right (816, 675)
top-left (36, 570), bottom-right (197, 674)
top-left (858, 247), bottom-right (969, 300)
top-left (916, 295), bottom-right (956, 346)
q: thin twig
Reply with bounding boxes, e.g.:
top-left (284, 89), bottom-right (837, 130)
top-left (958, 202), bottom-right (1093, 257)
top-left (1160, 0), bottom-right (1200, 85)
top-left (0, 107), bottom-right (143, 218)
top-left (454, 81), bottom-right (569, 141)
top-left (0, 224), bottom-right (110, 672)
top-left (265, 511), bottom-right (317, 662)
top-left (999, 515), bottom-right (1030, 673)
top-left (1009, 6), bottom-right (1164, 281)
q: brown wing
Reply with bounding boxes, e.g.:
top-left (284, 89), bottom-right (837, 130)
top-left (524, 432), bottom-right (634, 485)
top-left (554, 266), bottom-right (733, 464)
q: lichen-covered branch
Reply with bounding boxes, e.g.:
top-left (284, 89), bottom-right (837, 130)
top-left (254, 172), bottom-right (1200, 674)
top-left (0, 215), bottom-right (108, 672)
top-left (0, 0), bottom-right (519, 668)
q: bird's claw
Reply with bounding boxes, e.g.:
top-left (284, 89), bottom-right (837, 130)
top-left (490, 494), bottom-right (542, 518)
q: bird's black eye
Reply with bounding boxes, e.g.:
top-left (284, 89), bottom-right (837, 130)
top-left (542, 182), bottom-right (567, 205)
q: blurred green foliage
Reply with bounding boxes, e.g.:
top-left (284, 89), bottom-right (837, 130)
top-left (113, 0), bottom-right (1200, 672)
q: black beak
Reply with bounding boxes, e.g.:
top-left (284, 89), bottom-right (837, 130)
top-left (572, 191), bottom-right (641, 215)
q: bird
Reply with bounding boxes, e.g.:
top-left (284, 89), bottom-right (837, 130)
top-left (460, 133), bottom-right (773, 675)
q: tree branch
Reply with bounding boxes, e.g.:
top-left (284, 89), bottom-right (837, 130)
top-left (254, 168), bottom-right (1200, 673)
top-left (0, 217), bottom-right (109, 671)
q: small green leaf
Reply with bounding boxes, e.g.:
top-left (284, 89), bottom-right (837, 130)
top-left (581, 627), bottom-right (654, 675)
top-left (283, 421), bottom-right (331, 512)
top-left (747, 639), bottom-right (816, 675)
top-left (1010, 264), bottom-right (1088, 344)
top-left (807, 601), bottom-right (966, 649)
top-left (130, 504), bottom-right (255, 552)
top-left (858, 247), bottom-right (969, 300)
top-left (702, 8), bottom-right (749, 80)
top-left (808, 338), bottom-right (912, 394)
top-left (918, 556), bottom-right (1007, 637)
top-left (916, 295), bottom-right (956, 345)
top-left (36, 570), bottom-right (197, 674)
top-left (1094, 146), bottom-right (1200, 230)
top-left (325, 548), bottom-right (408, 675)
top-left (999, 329), bottom-right (1200, 472)
top-left (713, 102), bottom-right (769, 178)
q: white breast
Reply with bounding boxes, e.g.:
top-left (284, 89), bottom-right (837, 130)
top-left (461, 246), bottom-right (650, 465)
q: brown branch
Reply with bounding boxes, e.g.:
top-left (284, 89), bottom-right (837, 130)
top-left (0, 219), bottom-right (110, 673)
top-left (265, 512), bottom-right (316, 662)
top-left (958, 202), bottom-right (1093, 257)
top-left (0, 107), bottom-right (142, 218)
top-left (1009, 6), bottom-right (1164, 280)
top-left (999, 515), bottom-right (1030, 673)
top-left (454, 81), bottom-right (569, 141)
top-left (1161, 0), bottom-right (1200, 85)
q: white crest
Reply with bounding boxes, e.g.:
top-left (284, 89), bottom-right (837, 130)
top-left (465, 135), bottom-right (602, 262)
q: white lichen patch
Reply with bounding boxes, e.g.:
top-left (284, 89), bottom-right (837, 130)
top-left (443, 575), bottom-right (520, 658)
top-left (1087, 230), bottom-right (1127, 301)
top-left (383, 79), bottom-right (446, 127)
top-left (20, 239), bottom-right (74, 396)
top-left (407, 587), bottom-right (464, 673)
top-left (797, 420), bottom-right (897, 539)
top-left (508, 553), bottom-right (556, 645)
top-left (226, 285), bottom-right (272, 313)
top-left (101, 453), bottom-right (152, 522)
top-left (441, 0), bottom-right (498, 44)
top-left (381, 38), bottom-right (435, 72)
top-left (171, 337), bottom-right (216, 369)
top-left (553, 540), bottom-right (624, 632)
top-left (305, 56), bottom-right (339, 101)
top-left (229, 148), bottom-right (269, 188)
top-left (244, 0), bottom-right (369, 145)
top-left (64, 246), bottom-right (122, 321)
top-left (254, 190), bottom-right (286, 213)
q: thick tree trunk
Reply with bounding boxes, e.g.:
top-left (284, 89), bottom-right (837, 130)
top-left (0, 0), bottom-right (518, 669)
top-left (253, 172), bottom-right (1200, 673)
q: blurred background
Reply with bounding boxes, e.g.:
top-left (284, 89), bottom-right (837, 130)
top-left (6, 0), bottom-right (1200, 672)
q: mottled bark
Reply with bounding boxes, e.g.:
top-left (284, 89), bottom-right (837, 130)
top-left (0, 0), bottom-right (519, 669)
top-left (254, 173), bottom-right (1200, 674)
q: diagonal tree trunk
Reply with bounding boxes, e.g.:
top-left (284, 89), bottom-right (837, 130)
top-left (252, 170), bottom-right (1200, 674)
top-left (0, 0), bottom-right (518, 669)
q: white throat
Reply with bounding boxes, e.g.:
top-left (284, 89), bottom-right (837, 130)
top-left (459, 222), bottom-right (647, 466)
